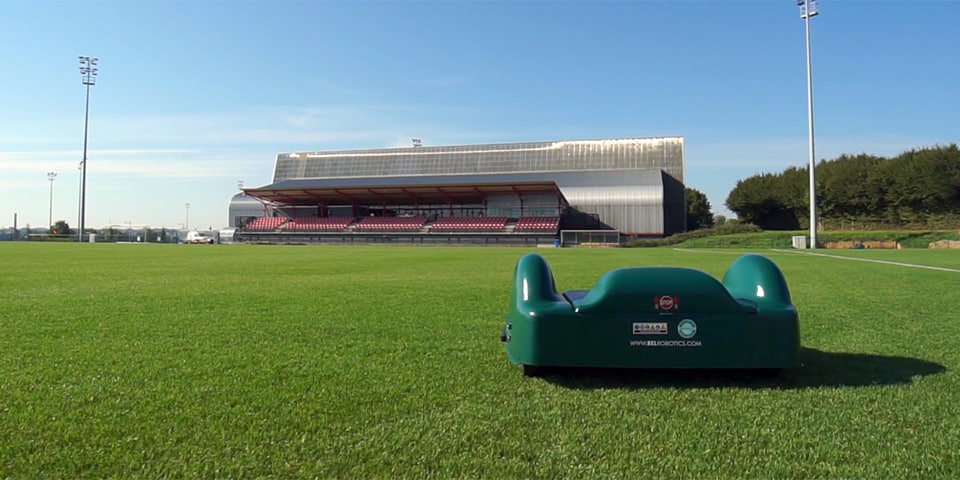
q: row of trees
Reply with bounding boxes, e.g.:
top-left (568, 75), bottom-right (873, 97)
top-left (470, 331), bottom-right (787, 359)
top-left (686, 187), bottom-right (715, 231)
top-left (724, 144), bottom-right (960, 230)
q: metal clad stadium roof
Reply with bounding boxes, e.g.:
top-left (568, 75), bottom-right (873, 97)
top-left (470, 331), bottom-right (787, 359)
top-left (272, 137), bottom-right (685, 184)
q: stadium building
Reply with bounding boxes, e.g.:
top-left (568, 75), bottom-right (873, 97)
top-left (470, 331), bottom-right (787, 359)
top-left (230, 137), bottom-right (685, 245)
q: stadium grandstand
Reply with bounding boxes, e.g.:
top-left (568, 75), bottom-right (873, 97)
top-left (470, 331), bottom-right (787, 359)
top-left (229, 137), bottom-right (685, 246)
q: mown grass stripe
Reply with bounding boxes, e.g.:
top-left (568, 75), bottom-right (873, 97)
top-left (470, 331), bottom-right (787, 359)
top-left (775, 248), bottom-right (960, 273)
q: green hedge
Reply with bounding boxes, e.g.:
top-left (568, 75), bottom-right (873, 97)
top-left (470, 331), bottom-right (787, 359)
top-left (625, 226), bottom-right (960, 249)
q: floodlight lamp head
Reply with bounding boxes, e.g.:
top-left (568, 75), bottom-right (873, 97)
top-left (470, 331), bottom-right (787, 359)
top-left (79, 56), bottom-right (99, 85)
top-left (798, 0), bottom-right (819, 19)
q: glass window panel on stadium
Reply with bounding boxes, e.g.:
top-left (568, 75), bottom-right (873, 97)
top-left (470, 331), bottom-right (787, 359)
top-left (236, 137), bottom-right (685, 237)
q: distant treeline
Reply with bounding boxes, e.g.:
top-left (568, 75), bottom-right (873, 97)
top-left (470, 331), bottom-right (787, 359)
top-left (725, 144), bottom-right (960, 230)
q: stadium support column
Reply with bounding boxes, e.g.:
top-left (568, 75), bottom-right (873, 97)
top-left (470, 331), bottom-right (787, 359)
top-left (798, 1), bottom-right (819, 248)
top-left (78, 56), bottom-right (99, 243)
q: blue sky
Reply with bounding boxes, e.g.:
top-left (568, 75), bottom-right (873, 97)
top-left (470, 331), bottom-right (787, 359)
top-left (2, 0), bottom-right (958, 231)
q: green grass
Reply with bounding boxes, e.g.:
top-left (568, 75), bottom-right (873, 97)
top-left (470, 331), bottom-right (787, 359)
top-left (2, 243), bottom-right (959, 478)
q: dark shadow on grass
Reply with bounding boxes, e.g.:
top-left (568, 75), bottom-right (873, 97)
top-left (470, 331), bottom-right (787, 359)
top-left (540, 347), bottom-right (946, 390)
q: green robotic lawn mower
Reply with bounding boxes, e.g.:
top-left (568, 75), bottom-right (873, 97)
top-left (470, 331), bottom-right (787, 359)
top-left (500, 253), bottom-right (800, 376)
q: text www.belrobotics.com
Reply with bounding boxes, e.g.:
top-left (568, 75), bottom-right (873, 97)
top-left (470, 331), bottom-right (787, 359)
top-left (629, 340), bottom-right (702, 347)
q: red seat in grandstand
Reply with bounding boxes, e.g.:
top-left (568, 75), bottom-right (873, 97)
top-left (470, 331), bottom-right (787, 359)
top-left (431, 216), bottom-right (509, 232)
top-left (514, 216), bottom-right (560, 232)
top-left (242, 217), bottom-right (288, 232)
top-left (284, 217), bottom-right (355, 232)
top-left (354, 216), bottom-right (427, 232)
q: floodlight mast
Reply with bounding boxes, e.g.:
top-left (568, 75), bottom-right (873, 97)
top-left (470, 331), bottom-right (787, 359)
top-left (47, 172), bottom-right (58, 228)
top-left (798, 1), bottom-right (818, 248)
top-left (78, 55), bottom-right (98, 242)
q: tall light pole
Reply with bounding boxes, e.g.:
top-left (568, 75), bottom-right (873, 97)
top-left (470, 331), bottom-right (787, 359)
top-left (76, 161), bottom-right (82, 239)
top-left (47, 172), bottom-right (58, 229)
top-left (798, 0), bottom-right (819, 248)
top-left (78, 56), bottom-right (98, 242)
top-left (185, 203), bottom-right (191, 230)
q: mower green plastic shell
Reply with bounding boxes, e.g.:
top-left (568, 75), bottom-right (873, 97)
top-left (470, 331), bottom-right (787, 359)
top-left (502, 253), bottom-right (800, 374)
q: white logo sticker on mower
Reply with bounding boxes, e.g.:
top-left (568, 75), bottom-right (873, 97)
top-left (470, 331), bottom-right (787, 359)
top-left (633, 322), bottom-right (668, 335)
top-left (678, 319), bottom-right (697, 339)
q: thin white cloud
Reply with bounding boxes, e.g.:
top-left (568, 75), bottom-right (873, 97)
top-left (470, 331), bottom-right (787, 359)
top-left (418, 76), bottom-right (467, 87)
top-left (0, 101), bottom-right (515, 199)
top-left (71, 106), bottom-right (437, 147)
top-left (0, 148), bottom-right (267, 180)
top-left (687, 134), bottom-right (952, 171)
top-left (3, 102), bottom-right (502, 157)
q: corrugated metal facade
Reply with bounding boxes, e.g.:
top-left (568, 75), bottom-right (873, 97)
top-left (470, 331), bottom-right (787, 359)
top-left (274, 137), bottom-right (684, 184)
top-left (558, 170), bottom-right (667, 235)
top-left (252, 137), bottom-right (685, 236)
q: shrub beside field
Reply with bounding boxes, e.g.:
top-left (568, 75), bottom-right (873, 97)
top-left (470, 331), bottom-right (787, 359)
top-left (626, 226), bottom-right (960, 249)
top-left (1, 243), bottom-right (959, 478)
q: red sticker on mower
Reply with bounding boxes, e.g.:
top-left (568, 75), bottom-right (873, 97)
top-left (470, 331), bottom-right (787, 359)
top-left (654, 295), bottom-right (679, 310)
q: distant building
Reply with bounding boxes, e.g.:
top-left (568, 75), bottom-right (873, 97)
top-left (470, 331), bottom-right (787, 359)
top-left (230, 137), bottom-right (685, 242)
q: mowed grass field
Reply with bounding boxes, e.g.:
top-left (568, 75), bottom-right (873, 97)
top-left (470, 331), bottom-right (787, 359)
top-left (2, 243), bottom-right (959, 478)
